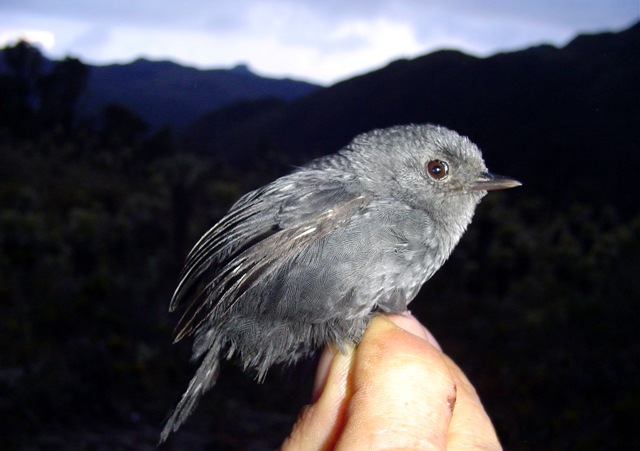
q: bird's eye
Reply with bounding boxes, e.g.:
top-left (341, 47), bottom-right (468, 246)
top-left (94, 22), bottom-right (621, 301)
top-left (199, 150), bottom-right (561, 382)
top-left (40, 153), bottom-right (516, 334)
top-left (426, 160), bottom-right (449, 180)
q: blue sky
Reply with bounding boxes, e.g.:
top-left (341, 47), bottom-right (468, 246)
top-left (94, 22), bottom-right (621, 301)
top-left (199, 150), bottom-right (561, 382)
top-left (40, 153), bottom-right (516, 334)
top-left (0, 0), bottom-right (637, 85)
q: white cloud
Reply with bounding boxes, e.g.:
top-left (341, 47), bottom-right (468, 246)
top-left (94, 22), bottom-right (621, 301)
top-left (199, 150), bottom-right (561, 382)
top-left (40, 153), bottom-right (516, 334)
top-left (0, 28), bottom-right (55, 50)
top-left (0, 0), bottom-right (637, 84)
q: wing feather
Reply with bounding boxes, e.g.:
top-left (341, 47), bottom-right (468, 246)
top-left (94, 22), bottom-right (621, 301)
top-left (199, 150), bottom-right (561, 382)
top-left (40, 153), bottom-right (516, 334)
top-left (170, 169), bottom-right (368, 342)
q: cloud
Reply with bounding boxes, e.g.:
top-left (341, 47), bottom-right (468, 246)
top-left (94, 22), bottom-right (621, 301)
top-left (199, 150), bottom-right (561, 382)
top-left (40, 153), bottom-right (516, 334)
top-left (69, 26), bottom-right (112, 58)
top-left (0, 28), bottom-right (55, 49)
top-left (0, 0), bottom-right (637, 84)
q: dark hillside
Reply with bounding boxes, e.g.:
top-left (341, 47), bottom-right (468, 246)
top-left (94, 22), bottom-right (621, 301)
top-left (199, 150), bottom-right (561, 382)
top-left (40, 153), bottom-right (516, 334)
top-left (187, 22), bottom-right (640, 214)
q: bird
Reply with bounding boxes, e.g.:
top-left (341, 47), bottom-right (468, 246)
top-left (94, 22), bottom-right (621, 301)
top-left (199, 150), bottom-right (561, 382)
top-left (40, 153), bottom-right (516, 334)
top-left (160, 124), bottom-right (521, 441)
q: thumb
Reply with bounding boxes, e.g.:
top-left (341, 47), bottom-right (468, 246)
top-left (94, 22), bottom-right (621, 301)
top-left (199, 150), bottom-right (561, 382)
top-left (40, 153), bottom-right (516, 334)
top-left (283, 314), bottom-right (457, 450)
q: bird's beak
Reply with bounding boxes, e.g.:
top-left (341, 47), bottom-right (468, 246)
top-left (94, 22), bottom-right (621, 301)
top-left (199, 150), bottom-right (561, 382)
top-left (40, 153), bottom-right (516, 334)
top-left (470, 172), bottom-right (522, 191)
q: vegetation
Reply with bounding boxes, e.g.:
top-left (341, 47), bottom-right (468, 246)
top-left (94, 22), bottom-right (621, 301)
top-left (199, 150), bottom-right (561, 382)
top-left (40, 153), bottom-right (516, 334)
top-left (1, 40), bottom-right (638, 449)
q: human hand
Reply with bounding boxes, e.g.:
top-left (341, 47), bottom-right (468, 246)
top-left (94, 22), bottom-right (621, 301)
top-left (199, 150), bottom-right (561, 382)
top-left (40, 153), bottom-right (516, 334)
top-left (282, 313), bottom-right (501, 450)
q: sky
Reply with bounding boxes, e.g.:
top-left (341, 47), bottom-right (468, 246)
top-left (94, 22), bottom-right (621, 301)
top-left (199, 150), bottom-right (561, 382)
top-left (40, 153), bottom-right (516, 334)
top-left (0, 1), bottom-right (637, 85)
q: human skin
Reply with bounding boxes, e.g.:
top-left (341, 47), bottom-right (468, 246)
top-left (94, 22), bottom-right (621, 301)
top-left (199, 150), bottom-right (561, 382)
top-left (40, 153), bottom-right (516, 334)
top-left (282, 313), bottom-right (502, 450)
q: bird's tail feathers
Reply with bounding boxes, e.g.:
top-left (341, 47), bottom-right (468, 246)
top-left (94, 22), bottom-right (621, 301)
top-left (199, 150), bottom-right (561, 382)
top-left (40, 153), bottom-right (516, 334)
top-left (159, 346), bottom-right (221, 443)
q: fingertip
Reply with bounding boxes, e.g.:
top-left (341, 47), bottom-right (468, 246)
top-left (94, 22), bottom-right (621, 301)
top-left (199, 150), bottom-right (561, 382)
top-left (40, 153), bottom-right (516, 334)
top-left (286, 343), bottom-right (355, 450)
top-left (334, 314), bottom-right (456, 449)
top-left (312, 346), bottom-right (336, 402)
top-left (382, 312), bottom-right (443, 351)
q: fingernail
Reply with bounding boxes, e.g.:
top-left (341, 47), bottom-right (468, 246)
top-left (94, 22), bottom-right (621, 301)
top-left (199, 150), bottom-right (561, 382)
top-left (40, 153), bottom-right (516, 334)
top-left (386, 313), bottom-right (442, 352)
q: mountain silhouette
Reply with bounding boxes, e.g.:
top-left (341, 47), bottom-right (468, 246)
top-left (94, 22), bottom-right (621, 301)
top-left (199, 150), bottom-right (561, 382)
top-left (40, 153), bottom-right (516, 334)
top-left (185, 22), bottom-right (639, 215)
top-left (79, 58), bottom-right (319, 128)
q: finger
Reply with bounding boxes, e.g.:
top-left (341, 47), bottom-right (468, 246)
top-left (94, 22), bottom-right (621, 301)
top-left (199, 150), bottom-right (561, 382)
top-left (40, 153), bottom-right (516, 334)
top-left (334, 315), bottom-right (456, 450)
top-left (390, 313), bottom-right (501, 448)
top-left (311, 312), bottom-right (435, 405)
top-left (444, 355), bottom-right (502, 450)
top-left (282, 343), bottom-right (355, 450)
top-left (312, 343), bottom-right (337, 402)
top-left (385, 311), bottom-right (442, 351)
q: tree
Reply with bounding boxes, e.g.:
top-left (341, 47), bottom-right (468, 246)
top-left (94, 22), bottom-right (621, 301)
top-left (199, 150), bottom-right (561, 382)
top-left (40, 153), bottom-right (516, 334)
top-left (101, 104), bottom-right (149, 146)
top-left (39, 57), bottom-right (89, 129)
top-left (0, 40), bottom-right (45, 131)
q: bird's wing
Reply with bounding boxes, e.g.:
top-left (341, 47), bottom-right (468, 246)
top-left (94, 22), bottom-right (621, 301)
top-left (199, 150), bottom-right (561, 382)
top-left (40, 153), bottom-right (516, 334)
top-left (170, 169), bottom-right (369, 342)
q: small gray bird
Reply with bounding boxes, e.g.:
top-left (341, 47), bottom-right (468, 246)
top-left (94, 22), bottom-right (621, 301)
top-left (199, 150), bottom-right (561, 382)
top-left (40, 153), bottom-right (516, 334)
top-left (161, 124), bottom-right (520, 441)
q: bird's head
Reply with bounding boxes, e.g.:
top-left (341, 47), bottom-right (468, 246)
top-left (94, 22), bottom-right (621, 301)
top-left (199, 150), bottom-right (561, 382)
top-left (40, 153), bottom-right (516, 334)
top-left (346, 124), bottom-right (521, 232)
